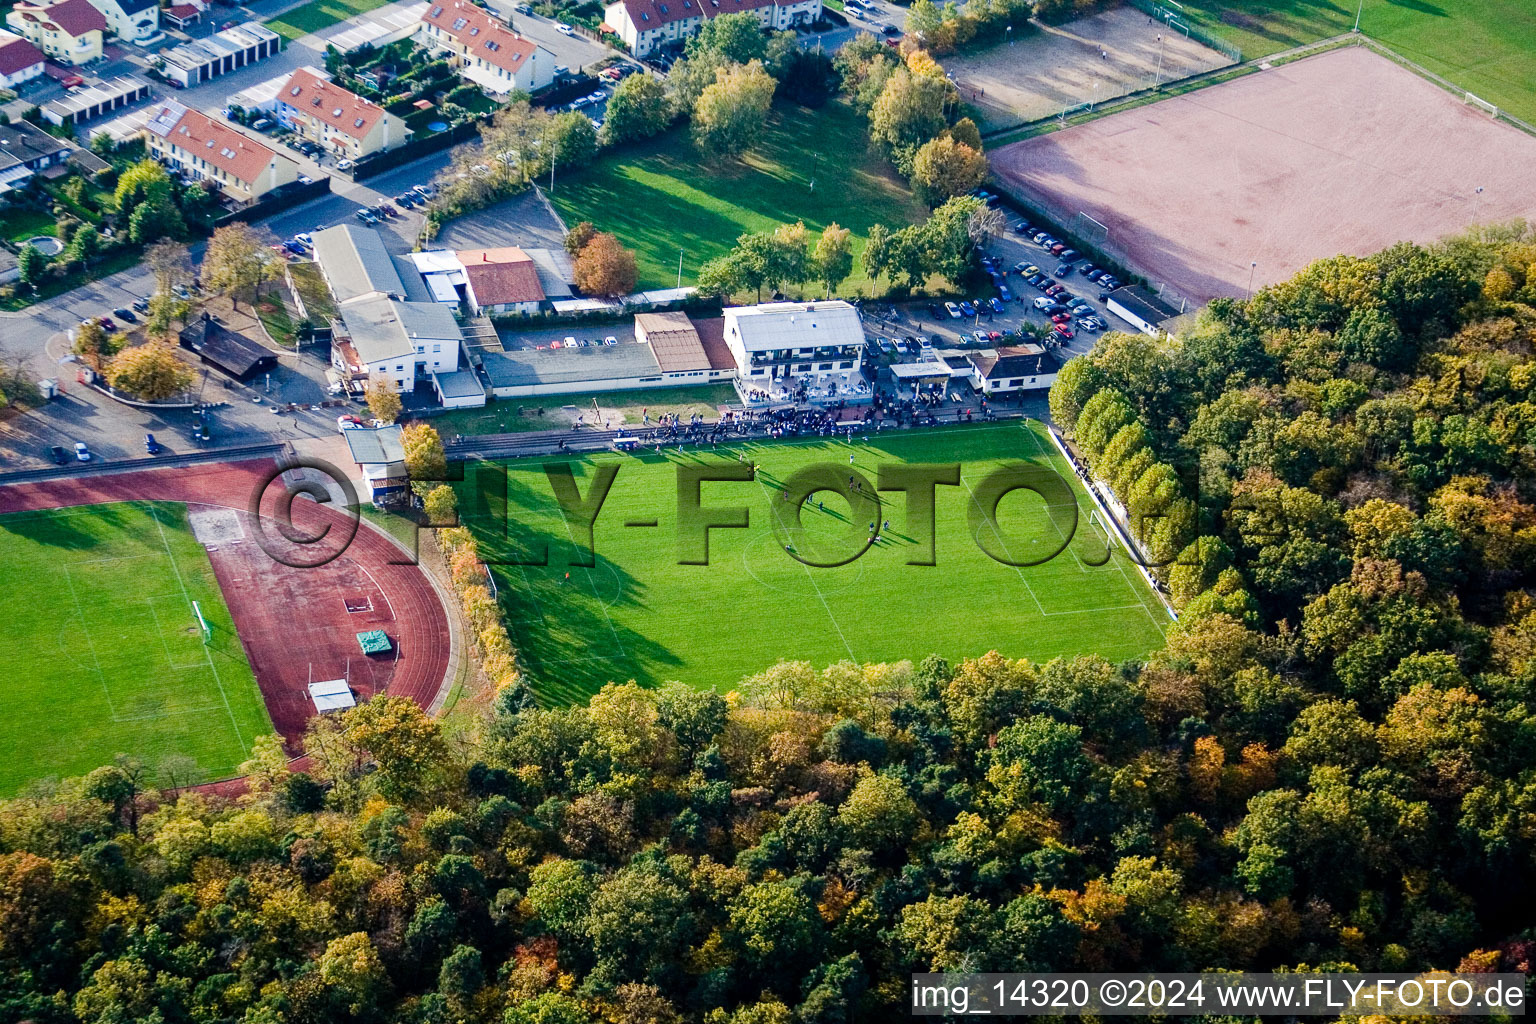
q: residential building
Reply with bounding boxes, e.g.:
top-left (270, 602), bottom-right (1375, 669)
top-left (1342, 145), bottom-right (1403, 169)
top-left (144, 100), bottom-right (299, 203)
top-left (0, 31), bottom-right (46, 88)
top-left (314, 225), bottom-right (463, 393)
top-left (723, 299), bottom-right (863, 384)
top-left (333, 296), bottom-right (461, 392)
top-left (1105, 284), bottom-right (1180, 336)
top-left (418, 1), bottom-right (554, 95)
top-left (0, 119), bottom-right (72, 194)
top-left (274, 67), bottom-right (408, 159)
top-left (968, 344), bottom-right (1062, 394)
top-left (91, 0), bottom-right (158, 43)
top-left (158, 22), bottom-right (281, 88)
top-left (6, 0), bottom-right (105, 65)
top-left (600, 0), bottom-right (820, 57)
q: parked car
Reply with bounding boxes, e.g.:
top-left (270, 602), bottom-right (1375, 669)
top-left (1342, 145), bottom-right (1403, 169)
top-left (958, 300), bottom-right (976, 317)
top-left (1043, 284), bottom-right (1063, 297)
top-left (112, 306), bottom-right (136, 321)
top-left (944, 301), bottom-right (961, 318)
top-left (337, 415), bottom-right (365, 434)
top-left (929, 303), bottom-right (945, 319)
top-left (99, 317), bottom-right (117, 331)
top-left (1051, 313), bottom-right (1072, 324)
top-left (132, 297), bottom-right (150, 312)
top-left (1059, 249), bottom-right (1079, 263)
top-left (972, 330), bottom-right (989, 345)
top-left (556, 21), bottom-right (575, 34)
top-left (336, 158), bottom-right (354, 171)
top-left (1078, 264), bottom-right (1099, 278)
top-left (49, 445), bottom-right (67, 465)
top-left (989, 297), bottom-right (1006, 313)
top-left (998, 286), bottom-right (1013, 302)
top-left (74, 442), bottom-right (91, 462)
top-left (251, 118), bottom-right (273, 131)
top-left (1033, 296), bottom-right (1055, 311)
top-left (1015, 263), bottom-right (1039, 276)
top-left (1014, 221), bottom-right (1032, 234)
top-left (1070, 302), bottom-right (1093, 316)
top-left (515, 2), bottom-right (532, 10)
top-left (1048, 242), bottom-right (1067, 255)
top-left (1099, 275), bottom-right (1121, 289)
top-left (144, 432), bottom-right (161, 455)
top-left (1031, 231), bottom-right (1051, 244)
top-left (413, 184), bottom-right (437, 199)
top-left (354, 209), bottom-right (378, 224)
top-left (1053, 264), bottom-right (1072, 278)
top-left (1026, 273), bottom-right (1046, 288)
top-left (1076, 317), bottom-right (1101, 332)
top-left (1053, 323), bottom-right (1075, 340)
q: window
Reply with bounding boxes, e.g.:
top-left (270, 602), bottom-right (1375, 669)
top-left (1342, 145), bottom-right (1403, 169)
top-left (354, 117), bottom-right (364, 127)
top-left (451, 16), bottom-right (467, 28)
top-left (1009, 378), bottom-right (1023, 387)
top-left (469, 25), bottom-right (478, 34)
top-left (486, 39), bottom-right (500, 49)
top-left (429, 3), bottom-right (442, 13)
top-left (332, 107), bottom-right (342, 116)
top-left (220, 146), bottom-right (235, 157)
top-left (289, 84), bottom-right (301, 95)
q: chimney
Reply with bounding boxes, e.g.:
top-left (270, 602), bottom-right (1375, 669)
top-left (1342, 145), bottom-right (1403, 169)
top-left (482, 252), bottom-right (488, 262)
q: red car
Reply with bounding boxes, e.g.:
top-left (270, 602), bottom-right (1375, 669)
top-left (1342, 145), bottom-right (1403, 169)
top-left (1050, 313), bottom-right (1071, 324)
top-left (987, 330), bottom-right (1003, 341)
top-left (1044, 283), bottom-right (1064, 296)
top-left (1053, 323), bottom-right (1075, 339)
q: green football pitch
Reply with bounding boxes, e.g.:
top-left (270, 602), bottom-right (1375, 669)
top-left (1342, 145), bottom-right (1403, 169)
top-left (0, 502), bottom-right (271, 795)
top-left (1172, 0), bottom-right (1536, 124)
top-left (467, 421), bottom-right (1171, 703)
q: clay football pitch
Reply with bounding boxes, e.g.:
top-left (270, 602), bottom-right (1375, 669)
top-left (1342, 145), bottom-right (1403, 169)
top-left (990, 46), bottom-right (1536, 304)
top-left (950, 6), bottom-right (1235, 129)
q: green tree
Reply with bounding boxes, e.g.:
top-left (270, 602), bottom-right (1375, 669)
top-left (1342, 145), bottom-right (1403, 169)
top-left (812, 222), bottom-right (854, 297)
top-left (16, 243), bottom-right (44, 288)
top-left (838, 771), bottom-right (919, 851)
top-left (687, 11), bottom-right (770, 64)
top-left (104, 342), bottom-right (193, 401)
top-left (868, 67), bottom-right (952, 174)
top-left (544, 110), bottom-right (598, 171)
top-left (693, 59), bottom-right (777, 160)
top-left (366, 377), bottom-right (402, 424)
top-left (66, 224), bottom-right (100, 268)
top-left (601, 73), bottom-right (672, 145)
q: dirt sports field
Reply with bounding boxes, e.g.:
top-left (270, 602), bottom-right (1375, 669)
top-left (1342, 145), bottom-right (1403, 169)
top-left (990, 45), bottom-right (1536, 303)
top-left (950, 6), bottom-right (1234, 129)
top-left (0, 460), bottom-right (452, 754)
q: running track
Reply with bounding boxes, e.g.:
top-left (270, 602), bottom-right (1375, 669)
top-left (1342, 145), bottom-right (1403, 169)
top-left (0, 459), bottom-right (453, 759)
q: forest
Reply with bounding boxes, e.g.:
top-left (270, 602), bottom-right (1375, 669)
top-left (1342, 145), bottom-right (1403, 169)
top-left (3, 225), bottom-right (1536, 1023)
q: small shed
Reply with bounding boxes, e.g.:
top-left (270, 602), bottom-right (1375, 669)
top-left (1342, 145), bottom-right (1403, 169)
top-left (308, 678), bottom-right (356, 712)
top-left (179, 312), bottom-right (280, 380)
top-left (433, 368), bottom-right (486, 409)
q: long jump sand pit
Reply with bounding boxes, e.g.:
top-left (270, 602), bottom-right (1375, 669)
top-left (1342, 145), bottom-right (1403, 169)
top-left (951, 6), bottom-right (1234, 129)
top-left (990, 45), bottom-right (1536, 303)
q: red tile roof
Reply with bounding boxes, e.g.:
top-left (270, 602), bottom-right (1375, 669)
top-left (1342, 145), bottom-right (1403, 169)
top-left (0, 34), bottom-right (44, 76)
top-left (152, 104), bottom-right (279, 185)
top-left (612, 0), bottom-right (771, 29)
top-left (15, 0), bottom-right (105, 37)
top-left (279, 67), bottom-right (387, 143)
top-left (690, 316), bottom-right (737, 371)
top-left (420, 1), bottom-right (536, 77)
top-left (457, 247), bottom-right (545, 306)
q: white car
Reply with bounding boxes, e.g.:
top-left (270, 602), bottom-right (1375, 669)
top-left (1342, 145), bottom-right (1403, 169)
top-left (74, 442), bottom-right (91, 462)
top-left (944, 301), bottom-right (961, 318)
top-left (1033, 296), bottom-right (1056, 311)
top-left (556, 22), bottom-right (575, 34)
top-left (337, 416), bottom-right (363, 434)
top-left (336, 159), bottom-right (354, 171)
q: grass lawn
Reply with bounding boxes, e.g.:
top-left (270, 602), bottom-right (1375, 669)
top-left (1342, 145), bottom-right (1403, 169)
top-left (0, 502), bottom-right (273, 794)
top-left (463, 420), bottom-right (1170, 704)
top-left (0, 206), bottom-right (56, 245)
top-left (546, 100), bottom-right (932, 297)
top-left (416, 383), bottom-right (738, 436)
top-left (265, 0), bottom-right (393, 40)
top-left (254, 294), bottom-right (297, 349)
top-left (1175, 0), bottom-right (1536, 123)
top-left (289, 261), bottom-right (338, 320)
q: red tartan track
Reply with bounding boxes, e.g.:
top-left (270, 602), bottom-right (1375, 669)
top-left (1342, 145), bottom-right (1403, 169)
top-left (0, 460), bottom-right (452, 762)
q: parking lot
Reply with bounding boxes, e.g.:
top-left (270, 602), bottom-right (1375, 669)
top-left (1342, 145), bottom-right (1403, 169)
top-left (860, 213), bottom-right (1136, 368)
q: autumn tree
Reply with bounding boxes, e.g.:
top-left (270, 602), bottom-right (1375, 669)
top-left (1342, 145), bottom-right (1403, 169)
top-left (145, 238), bottom-right (192, 297)
top-left (366, 377), bottom-right (402, 424)
top-left (105, 342), bottom-right (194, 401)
top-left (202, 222), bottom-right (282, 310)
top-left (692, 59), bottom-right (777, 160)
top-left (402, 422), bottom-right (447, 487)
top-left (909, 135), bottom-right (988, 206)
top-left (573, 232), bottom-right (638, 298)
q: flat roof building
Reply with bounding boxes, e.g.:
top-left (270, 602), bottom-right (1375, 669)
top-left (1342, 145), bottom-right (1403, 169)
top-left (1105, 285), bottom-right (1181, 337)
